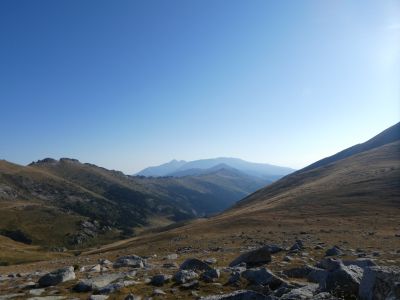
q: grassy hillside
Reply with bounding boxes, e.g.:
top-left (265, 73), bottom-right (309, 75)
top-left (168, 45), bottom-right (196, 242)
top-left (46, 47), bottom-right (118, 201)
top-left (0, 158), bottom-right (270, 250)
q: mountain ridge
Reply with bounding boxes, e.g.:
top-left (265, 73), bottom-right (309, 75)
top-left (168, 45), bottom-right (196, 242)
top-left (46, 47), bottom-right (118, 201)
top-left (0, 157), bottom-right (271, 248)
top-left (136, 157), bottom-right (295, 180)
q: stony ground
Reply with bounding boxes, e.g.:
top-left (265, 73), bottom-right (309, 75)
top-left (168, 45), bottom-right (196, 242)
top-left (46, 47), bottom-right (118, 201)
top-left (0, 212), bottom-right (399, 300)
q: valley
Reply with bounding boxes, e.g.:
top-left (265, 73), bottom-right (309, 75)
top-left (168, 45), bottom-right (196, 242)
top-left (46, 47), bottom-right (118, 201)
top-left (0, 123), bottom-right (399, 299)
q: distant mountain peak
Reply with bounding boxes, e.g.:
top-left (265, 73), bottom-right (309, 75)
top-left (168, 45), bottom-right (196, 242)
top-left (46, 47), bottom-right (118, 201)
top-left (135, 157), bottom-right (295, 180)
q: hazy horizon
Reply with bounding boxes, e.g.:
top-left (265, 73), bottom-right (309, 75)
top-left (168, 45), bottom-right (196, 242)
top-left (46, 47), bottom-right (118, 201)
top-left (1, 1), bottom-right (399, 174)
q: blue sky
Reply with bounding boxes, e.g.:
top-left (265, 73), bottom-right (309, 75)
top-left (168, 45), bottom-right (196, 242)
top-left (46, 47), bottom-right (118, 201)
top-left (1, 0), bottom-right (399, 173)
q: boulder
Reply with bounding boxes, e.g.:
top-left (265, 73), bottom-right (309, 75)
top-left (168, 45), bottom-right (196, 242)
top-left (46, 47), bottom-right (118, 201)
top-left (325, 246), bottom-right (343, 257)
top-left (96, 282), bottom-right (125, 294)
top-left (241, 268), bottom-right (287, 290)
top-left (204, 258), bottom-right (217, 265)
top-left (89, 264), bottom-right (102, 272)
top-left (124, 294), bottom-right (142, 300)
top-left (200, 289), bottom-right (268, 299)
top-left (358, 266), bottom-right (400, 300)
top-left (150, 274), bottom-right (172, 286)
top-left (311, 293), bottom-right (340, 299)
top-left (113, 255), bottom-right (145, 268)
top-left (316, 258), bottom-right (342, 271)
top-left (289, 240), bottom-right (304, 252)
top-left (173, 270), bottom-right (199, 284)
top-left (99, 259), bottom-right (113, 266)
top-left (152, 289), bottom-right (166, 296)
top-left (227, 272), bottom-right (241, 286)
top-left (28, 289), bottom-right (45, 296)
top-left (166, 253), bottom-right (178, 260)
top-left (283, 265), bottom-right (315, 278)
top-left (73, 273), bottom-right (124, 292)
top-left (229, 246), bottom-right (272, 268)
top-left (38, 267), bottom-right (76, 287)
top-left (89, 296), bottom-right (109, 300)
top-left (163, 262), bottom-right (179, 269)
top-left (307, 268), bottom-right (328, 286)
top-left (343, 258), bottom-right (376, 270)
top-left (180, 258), bottom-right (213, 272)
top-left (324, 264), bottom-right (363, 298)
top-left (280, 283), bottom-right (319, 299)
top-left (181, 280), bottom-right (199, 290)
top-left (202, 268), bottom-right (220, 282)
top-left (262, 244), bottom-right (283, 254)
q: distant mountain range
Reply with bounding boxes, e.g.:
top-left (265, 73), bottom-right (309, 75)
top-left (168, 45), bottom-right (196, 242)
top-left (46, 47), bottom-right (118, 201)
top-left (136, 157), bottom-right (295, 180)
top-left (0, 158), bottom-right (271, 248)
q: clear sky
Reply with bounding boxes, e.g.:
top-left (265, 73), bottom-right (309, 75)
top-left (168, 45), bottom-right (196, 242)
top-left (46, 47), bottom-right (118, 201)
top-left (1, 1), bottom-right (399, 174)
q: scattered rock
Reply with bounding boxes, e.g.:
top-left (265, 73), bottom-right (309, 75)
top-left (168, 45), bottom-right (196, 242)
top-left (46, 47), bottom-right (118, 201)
top-left (227, 272), bottom-right (241, 286)
top-left (202, 268), bottom-right (220, 282)
top-left (89, 296), bottom-right (109, 300)
top-left (73, 273), bottom-right (124, 292)
top-left (89, 264), bottom-right (102, 272)
top-left (204, 258), bottom-right (217, 265)
top-left (283, 256), bottom-right (292, 262)
top-left (38, 267), bottom-right (76, 287)
top-left (283, 265), bottom-right (315, 278)
top-left (311, 293), bottom-right (340, 299)
top-left (152, 288), bottom-right (166, 296)
top-left (173, 270), bottom-right (199, 284)
top-left (325, 246), bottom-right (343, 257)
top-left (316, 258), bottom-right (342, 271)
top-left (150, 274), bottom-right (172, 286)
top-left (113, 255), bottom-right (145, 268)
top-left (324, 264), bottom-right (363, 298)
top-left (289, 240), bottom-right (304, 252)
top-left (96, 282), bottom-right (125, 294)
top-left (99, 259), bottom-right (113, 266)
top-left (29, 289), bottom-right (45, 296)
top-left (280, 283), bottom-right (319, 299)
top-left (229, 245), bottom-right (272, 267)
top-left (181, 280), bottom-right (199, 290)
top-left (307, 268), bottom-right (328, 286)
top-left (241, 268), bottom-right (287, 290)
top-left (165, 253), bottom-right (178, 260)
top-left (162, 262), bottom-right (179, 269)
top-left (180, 258), bottom-right (213, 272)
top-left (124, 294), bottom-right (142, 300)
top-left (343, 258), bottom-right (376, 270)
top-left (200, 289), bottom-right (268, 299)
